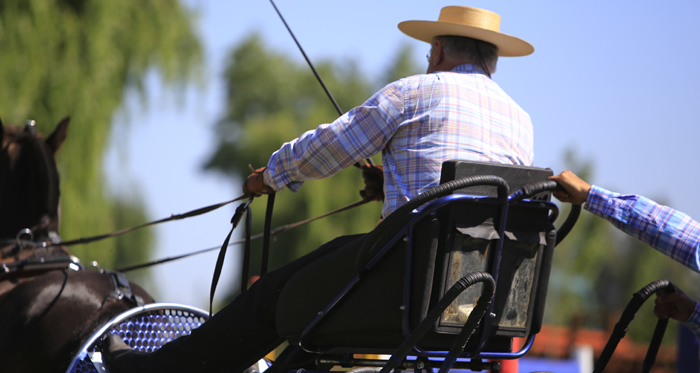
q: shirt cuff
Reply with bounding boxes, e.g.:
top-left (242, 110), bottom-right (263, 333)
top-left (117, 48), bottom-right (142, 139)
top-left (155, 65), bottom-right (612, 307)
top-left (681, 302), bottom-right (700, 339)
top-left (584, 185), bottom-right (617, 215)
top-left (262, 167), bottom-right (302, 193)
top-left (261, 168), bottom-right (278, 191)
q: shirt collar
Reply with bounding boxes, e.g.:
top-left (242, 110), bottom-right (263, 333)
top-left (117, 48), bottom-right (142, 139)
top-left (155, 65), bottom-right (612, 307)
top-left (450, 63), bottom-right (489, 76)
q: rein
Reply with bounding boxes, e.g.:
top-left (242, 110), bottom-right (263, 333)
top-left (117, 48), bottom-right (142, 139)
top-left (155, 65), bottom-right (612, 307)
top-left (115, 197), bottom-right (371, 273)
top-left (205, 193), bottom-right (371, 316)
top-left (1, 195), bottom-right (251, 250)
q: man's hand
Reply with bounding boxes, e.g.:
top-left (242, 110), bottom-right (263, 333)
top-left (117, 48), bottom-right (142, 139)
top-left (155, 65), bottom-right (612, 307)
top-left (549, 170), bottom-right (591, 205)
top-left (359, 164), bottom-right (384, 201)
top-left (654, 284), bottom-right (696, 322)
top-left (243, 165), bottom-right (275, 197)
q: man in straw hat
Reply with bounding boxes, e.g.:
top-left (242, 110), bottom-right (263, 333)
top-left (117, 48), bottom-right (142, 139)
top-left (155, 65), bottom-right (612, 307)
top-left (105, 6), bottom-right (534, 372)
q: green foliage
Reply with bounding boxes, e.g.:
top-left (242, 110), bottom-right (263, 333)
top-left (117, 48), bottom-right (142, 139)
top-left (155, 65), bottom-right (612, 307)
top-left (111, 192), bottom-right (156, 290)
top-left (381, 45), bottom-right (423, 84)
top-left (0, 0), bottom-right (201, 269)
top-left (204, 34), bottom-right (420, 296)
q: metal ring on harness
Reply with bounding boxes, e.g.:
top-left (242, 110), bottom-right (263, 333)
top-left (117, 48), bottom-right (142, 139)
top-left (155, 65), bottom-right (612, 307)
top-left (16, 228), bottom-right (33, 251)
top-left (15, 228), bottom-right (50, 259)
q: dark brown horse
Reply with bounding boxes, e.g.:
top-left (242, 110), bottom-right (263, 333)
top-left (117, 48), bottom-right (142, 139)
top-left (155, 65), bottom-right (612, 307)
top-left (0, 118), bottom-right (154, 373)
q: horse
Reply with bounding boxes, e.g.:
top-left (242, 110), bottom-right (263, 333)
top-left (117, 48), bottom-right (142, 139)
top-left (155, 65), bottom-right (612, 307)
top-left (0, 118), bottom-right (154, 373)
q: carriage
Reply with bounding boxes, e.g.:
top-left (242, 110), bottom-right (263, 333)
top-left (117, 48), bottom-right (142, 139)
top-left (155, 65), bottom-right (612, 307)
top-left (0, 119), bottom-right (671, 373)
top-left (63, 156), bottom-right (579, 372)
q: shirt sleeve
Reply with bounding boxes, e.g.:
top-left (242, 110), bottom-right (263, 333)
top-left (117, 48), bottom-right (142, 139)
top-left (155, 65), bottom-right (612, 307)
top-left (263, 81), bottom-right (405, 192)
top-left (584, 185), bottom-right (700, 273)
top-left (681, 302), bottom-right (700, 340)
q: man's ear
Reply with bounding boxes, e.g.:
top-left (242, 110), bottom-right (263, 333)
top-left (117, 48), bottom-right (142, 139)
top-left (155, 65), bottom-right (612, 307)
top-left (432, 40), bottom-right (444, 65)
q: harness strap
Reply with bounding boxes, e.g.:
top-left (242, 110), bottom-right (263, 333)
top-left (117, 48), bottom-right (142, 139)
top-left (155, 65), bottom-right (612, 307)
top-left (209, 198), bottom-right (254, 317)
top-left (102, 269), bottom-right (145, 307)
top-left (209, 193), bottom-right (276, 317)
top-left (259, 193), bottom-right (275, 277)
top-left (0, 255), bottom-right (81, 281)
top-left (240, 205), bottom-right (253, 294)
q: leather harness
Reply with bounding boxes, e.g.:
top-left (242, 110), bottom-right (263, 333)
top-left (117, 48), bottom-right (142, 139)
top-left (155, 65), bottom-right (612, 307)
top-left (0, 228), bottom-right (143, 307)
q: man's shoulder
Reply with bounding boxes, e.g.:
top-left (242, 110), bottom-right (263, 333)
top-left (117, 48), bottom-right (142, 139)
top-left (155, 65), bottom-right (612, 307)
top-left (375, 73), bottom-right (438, 97)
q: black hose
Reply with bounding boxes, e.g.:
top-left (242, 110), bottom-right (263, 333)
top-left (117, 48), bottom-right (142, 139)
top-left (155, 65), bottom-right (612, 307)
top-left (555, 204), bottom-right (581, 246)
top-left (356, 175), bottom-right (509, 271)
top-left (511, 180), bottom-right (558, 202)
top-left (642, 283), bottom-right (675, 373)
top-left (508, 179), bottom-right (580, 245)
top-left (593, 279), bottom-right (672, 373)
top-left (378, 272), bottom-right (495, 373)
top-left (438, 272), bottom-right (496, 373)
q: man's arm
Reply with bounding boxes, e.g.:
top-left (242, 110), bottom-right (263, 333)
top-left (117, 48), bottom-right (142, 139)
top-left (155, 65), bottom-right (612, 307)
top-left (552, 170), bottom-right (700, 332)
top-left (550, 171), bottom-right (700, 273)
top-left (251, 81), bottom-right (405, 194)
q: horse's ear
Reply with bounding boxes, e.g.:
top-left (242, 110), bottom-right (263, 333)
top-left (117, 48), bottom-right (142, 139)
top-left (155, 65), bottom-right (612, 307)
top-left (0, 117), bottom-right (4, 145)
top-left (46, 116), bottom-right (70, 154)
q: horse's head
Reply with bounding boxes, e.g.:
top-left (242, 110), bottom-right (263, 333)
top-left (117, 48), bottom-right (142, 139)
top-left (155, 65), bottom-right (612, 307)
top-left (0, 117), bottom-right (69, 241)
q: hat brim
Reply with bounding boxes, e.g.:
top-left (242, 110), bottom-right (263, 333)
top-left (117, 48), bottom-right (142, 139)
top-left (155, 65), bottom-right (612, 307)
top-left (398, 20), bottom-right (534, 57)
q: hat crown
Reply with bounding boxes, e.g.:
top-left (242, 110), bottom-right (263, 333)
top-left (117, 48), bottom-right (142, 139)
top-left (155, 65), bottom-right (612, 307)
top-left (438, 6), bottom-right (501, 33)
top-left (398, 5), bottom-right (533, 57)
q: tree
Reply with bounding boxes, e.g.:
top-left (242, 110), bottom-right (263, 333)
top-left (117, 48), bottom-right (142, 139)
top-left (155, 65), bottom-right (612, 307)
top-left (0, 0), bottom-right (202, 277)
top-left (204, 33), bottom-right (420, 297)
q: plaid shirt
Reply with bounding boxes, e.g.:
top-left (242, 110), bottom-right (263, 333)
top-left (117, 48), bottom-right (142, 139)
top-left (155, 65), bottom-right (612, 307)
top-left (586, 185), bottom-right (700, 337)
top-left (264, 63), bottom-right (534, 217)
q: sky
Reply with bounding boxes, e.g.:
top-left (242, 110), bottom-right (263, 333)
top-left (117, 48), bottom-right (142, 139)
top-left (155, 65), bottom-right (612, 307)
top-left (106, 1), bottom-right (700, 308)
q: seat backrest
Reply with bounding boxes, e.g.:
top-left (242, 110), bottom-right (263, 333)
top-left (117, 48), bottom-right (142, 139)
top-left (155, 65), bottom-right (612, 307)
top-left (419, 160), bottom-right (556, 348)
top-left (277, 160), bottom-right (561, 358)
top-left (440, 159), bottom-right (553, 200)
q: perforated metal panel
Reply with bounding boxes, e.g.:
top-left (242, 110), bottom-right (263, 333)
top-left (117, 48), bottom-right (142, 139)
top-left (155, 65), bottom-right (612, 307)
top-left (66, 303), bottom-right (208, 373)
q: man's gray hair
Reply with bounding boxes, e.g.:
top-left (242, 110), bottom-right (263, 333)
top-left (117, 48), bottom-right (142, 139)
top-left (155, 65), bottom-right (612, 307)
top-left (435, 35), bottom-right (498, 73)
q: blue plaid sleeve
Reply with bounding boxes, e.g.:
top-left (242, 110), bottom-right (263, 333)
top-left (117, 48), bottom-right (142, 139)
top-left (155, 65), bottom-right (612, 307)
top-left (682, 302), bottom-right (700, 340)
top-left (585, 185), bottom-right (700, 273)
top-left (263, 81), bottom-right (404, 192)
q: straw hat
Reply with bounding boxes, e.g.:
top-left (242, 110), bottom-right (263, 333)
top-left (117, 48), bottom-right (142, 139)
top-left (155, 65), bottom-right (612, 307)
top-left (398, 6), bottom-right (534, 57)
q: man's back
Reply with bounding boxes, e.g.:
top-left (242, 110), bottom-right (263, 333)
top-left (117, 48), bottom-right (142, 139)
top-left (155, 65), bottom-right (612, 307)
top-left (377, 63), bottom-right (534, 216)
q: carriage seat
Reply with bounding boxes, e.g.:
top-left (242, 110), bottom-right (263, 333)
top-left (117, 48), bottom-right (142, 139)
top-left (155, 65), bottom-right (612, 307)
top-left (274, 160), bottom-right (560, 360)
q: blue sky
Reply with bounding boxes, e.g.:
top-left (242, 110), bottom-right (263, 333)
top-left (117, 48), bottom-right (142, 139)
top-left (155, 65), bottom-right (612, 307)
top-left (106, 1), bottom-right (700, 307)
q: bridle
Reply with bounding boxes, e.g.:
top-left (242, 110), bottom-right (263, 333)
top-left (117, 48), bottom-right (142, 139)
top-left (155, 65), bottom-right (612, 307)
top-left (0, 226), bottom-right (81, 282)
top-left (0, 121), bottom-right (75, 280)
top-left (1, 121), bottom-right (61, 237)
